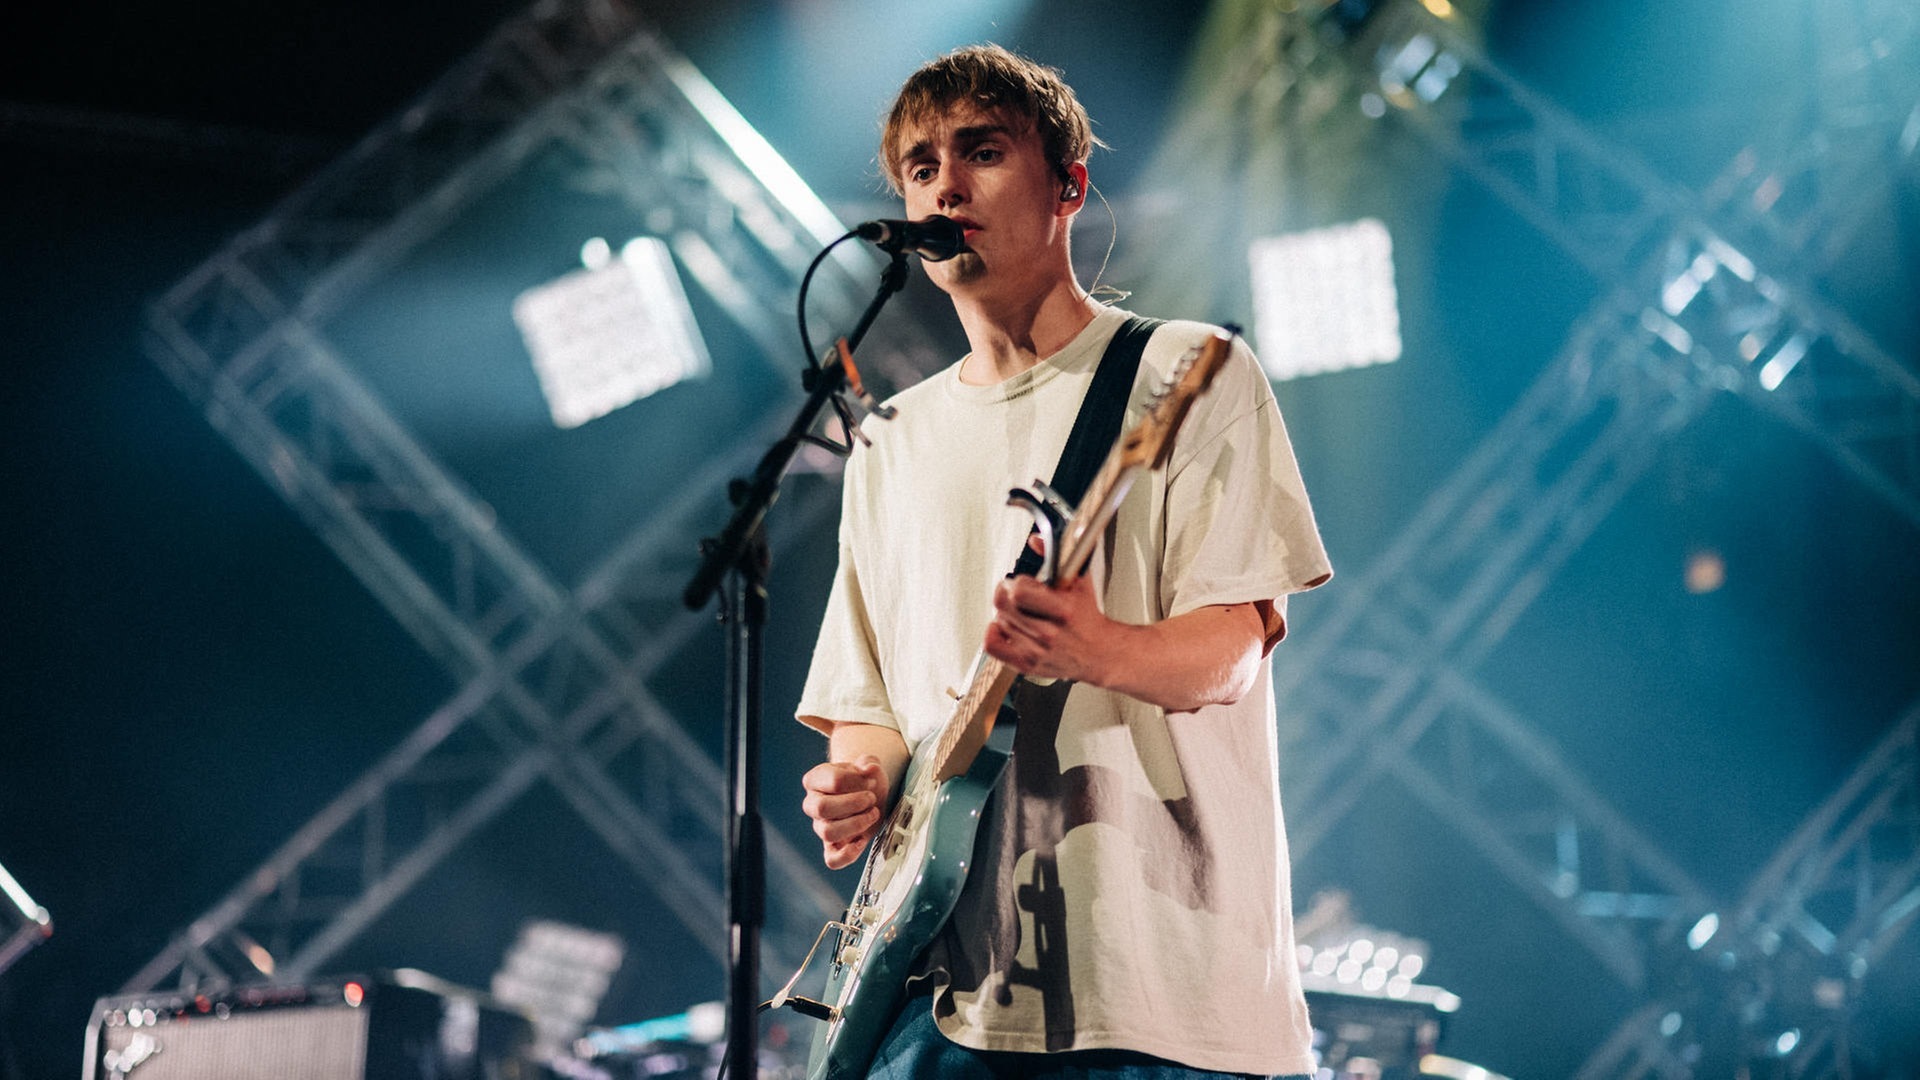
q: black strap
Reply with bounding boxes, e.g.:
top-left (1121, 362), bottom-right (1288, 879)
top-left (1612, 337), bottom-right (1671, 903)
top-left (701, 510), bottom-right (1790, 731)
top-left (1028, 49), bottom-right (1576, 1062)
top-left (1011, 315), bottom-right (1164, 579)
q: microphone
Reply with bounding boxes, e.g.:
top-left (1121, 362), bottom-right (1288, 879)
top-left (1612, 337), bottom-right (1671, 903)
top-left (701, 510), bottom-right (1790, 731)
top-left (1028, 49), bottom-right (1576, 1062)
top-left (853, 215), bottom-right (966, 261)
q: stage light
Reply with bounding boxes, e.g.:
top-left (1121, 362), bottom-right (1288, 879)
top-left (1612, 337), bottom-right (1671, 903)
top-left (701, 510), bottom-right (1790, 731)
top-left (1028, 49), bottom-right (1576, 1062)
top-left (512, 236), bottom-right (712, 429)
top-left (1775, 1029), bottom-right (1801, 1055)
top-left (1379, 34), bottom-right (1463, 103)
top-left (1685, 551), bottom-right (1726, 595)
top-left (1661, 252), bottom-right (1718, 316)
top-left (1706, 237), bottom-right (1756, 282)
top-left (1640, 308), bottom-right (1695, 355)
top-left (1687, 911), bottom-right (1720, 949)
top-left (0, 863), bottom-right (39, 920)
top-left (491, 920), bottom-right (626, 1060)
top-left (1248, 219), bottom-right (1402, 381)
top-left (1758, 332), bottom-right (1808, 391)
top-left (1419, 1054), bottom-right (1504, 1079)
top-left (234, 931), bottom-right (275, 976)
top-left (576, 1001), bottom-right (727, 1059)
top-left (1819, 973), bottom-right (1854, 1006)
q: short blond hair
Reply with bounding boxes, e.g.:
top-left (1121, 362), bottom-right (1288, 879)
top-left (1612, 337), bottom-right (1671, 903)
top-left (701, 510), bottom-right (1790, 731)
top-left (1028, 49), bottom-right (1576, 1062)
top-left (880, 44), bottom-right (1103, 195)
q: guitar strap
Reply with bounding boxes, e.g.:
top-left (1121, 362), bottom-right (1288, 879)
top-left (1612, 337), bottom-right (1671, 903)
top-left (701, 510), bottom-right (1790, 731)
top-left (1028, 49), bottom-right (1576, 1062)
top-left (1010, 315), bottom-right (1165, 580)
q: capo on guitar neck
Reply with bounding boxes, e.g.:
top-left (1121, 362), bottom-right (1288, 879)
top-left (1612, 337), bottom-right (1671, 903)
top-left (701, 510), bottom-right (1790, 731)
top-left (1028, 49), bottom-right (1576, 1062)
top-left (1007, 480), bottom-right (1074, 585)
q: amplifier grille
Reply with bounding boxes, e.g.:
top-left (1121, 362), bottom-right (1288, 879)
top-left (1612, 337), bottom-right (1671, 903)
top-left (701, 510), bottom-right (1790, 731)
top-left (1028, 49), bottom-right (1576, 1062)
top-left (97, 1004), bottom-right (370, 1080)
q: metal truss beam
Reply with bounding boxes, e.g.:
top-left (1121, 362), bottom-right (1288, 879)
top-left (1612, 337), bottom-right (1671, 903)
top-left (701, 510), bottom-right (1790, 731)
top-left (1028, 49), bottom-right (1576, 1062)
top-left (1727, 705), bottom-right (1920, 983)
top-left (1575, 703), bottom-right (1920, 1080)
top-left (1701, 0), bottom-right (1920, 274)
top-left (1350, 0), bottom-right (1920, 527)
top-left (1281, 285), bottom-right (1721, 988)
top-left (1235, 0), bottom-right (1920, 991)
top-left (1287, 0), bottom-right (1920, 1056)
top-left (131, 0), bottom-right (913, 993)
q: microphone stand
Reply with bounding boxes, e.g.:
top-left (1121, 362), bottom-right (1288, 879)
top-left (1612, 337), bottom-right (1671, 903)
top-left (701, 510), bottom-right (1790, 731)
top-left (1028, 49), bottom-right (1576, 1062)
top-left (682, 248), bottom-right (911, 1080)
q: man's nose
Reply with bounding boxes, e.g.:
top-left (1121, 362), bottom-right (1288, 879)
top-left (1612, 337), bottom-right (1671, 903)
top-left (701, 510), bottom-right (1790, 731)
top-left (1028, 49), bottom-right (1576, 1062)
top-left (934, 172), bottom-right (966, 210)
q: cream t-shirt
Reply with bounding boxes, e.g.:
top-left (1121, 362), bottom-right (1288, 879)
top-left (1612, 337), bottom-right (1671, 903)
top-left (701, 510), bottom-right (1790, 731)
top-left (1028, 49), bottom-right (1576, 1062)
top-left (797, 306), bottom-right (1331, 1075)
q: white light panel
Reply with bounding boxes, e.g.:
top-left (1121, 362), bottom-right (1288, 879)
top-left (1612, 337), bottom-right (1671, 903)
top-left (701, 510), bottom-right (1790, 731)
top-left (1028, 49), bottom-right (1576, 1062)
top-left (512, 236), bottom-right (711, 428)
top-left (1248, 218), bottom-right (1403, 381)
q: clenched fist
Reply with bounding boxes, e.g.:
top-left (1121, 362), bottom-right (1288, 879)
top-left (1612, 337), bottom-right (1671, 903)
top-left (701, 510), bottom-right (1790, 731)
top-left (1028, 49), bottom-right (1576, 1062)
top-left (801, 754), bottom-right (892, 870)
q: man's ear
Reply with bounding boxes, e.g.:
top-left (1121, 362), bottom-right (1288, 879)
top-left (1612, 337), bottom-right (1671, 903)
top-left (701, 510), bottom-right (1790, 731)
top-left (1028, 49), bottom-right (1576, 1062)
top-left (1058, 161), bottom-right (1089, 215)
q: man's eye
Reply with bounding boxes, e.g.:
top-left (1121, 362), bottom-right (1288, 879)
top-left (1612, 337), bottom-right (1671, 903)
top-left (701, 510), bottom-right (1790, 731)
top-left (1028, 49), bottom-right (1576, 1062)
top-left (973, 147), bottom-right (1001, 163)
top-left (909, 165), bottom-right (935, 183)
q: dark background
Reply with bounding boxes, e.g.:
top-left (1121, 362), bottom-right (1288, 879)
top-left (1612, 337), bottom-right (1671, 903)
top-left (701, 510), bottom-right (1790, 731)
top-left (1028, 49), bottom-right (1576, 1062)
top-left (3, 1), bottom-right (1917, 1077)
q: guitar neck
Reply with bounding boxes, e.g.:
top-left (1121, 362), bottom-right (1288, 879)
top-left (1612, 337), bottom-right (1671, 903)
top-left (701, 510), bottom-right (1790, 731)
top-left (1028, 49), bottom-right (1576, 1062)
top-left (920, 653), bottom-right (1019, 786)
top-left (1051, 451), bottom-right (1141, 587)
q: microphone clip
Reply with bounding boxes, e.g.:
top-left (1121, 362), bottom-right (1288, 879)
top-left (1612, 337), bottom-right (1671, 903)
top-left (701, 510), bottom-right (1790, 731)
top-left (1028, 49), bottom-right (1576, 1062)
top-left (803, 337), bottom-right (894, 458)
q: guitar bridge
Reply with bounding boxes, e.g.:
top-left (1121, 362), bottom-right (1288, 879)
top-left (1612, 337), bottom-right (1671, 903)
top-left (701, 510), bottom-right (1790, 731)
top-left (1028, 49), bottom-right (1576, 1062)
top-left (829, 917), bottom-right (867, 969)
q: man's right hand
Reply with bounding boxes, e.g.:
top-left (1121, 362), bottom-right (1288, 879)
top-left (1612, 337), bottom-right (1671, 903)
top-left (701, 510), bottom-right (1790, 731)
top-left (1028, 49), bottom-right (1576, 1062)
top-left (801, 754), bottom-right (892, 870)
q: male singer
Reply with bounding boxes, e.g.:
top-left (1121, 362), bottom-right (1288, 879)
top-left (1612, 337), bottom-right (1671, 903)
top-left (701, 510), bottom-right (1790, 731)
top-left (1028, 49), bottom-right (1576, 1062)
top-left (797, 45), bottom-right (1331, 1079)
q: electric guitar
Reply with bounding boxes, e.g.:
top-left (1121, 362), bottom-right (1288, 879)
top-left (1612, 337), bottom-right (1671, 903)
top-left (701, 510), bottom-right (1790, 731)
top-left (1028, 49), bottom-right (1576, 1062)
top-left (781, 326), bottom-right (1239, 1080)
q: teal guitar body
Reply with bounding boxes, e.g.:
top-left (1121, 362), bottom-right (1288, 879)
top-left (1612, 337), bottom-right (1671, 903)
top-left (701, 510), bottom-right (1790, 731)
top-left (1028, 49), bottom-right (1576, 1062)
top-left (805, 716), bottom-right (1015, 1080)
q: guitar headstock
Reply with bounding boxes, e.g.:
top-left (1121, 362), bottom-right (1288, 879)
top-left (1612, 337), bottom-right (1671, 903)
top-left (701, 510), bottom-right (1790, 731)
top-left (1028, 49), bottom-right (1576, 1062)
top-left (1118, 324), bottom-right (1238, 471)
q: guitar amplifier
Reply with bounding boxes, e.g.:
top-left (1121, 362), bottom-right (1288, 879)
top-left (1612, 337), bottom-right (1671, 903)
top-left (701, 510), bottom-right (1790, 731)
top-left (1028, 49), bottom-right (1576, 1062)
top-left (83, 973), bottom-right (534, 1080)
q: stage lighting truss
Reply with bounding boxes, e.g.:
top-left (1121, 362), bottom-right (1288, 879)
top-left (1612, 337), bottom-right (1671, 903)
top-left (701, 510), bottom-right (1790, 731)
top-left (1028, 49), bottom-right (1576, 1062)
top-left (1270, 0), bottom-right (1919, 898)
top-left (1248, 218), bottom-right (1402, 381)
top-left (1342, 0), bottom-right (1920, 523)
top-left (131, 0), bottom-right (938, 998)
top-left (1167, 0), bottom-right (1919, 1066)
top-left (513, 236), bottom-right (712, 429)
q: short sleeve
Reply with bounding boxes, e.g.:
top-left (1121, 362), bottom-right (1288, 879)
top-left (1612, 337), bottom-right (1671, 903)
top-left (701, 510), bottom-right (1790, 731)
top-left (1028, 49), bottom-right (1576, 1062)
top-left (794, 542), bottom-right (899, 734)
top-left (795, 449), bottom-right (901, 735)
top-left (1158, 334), bottom-right (1332, 649)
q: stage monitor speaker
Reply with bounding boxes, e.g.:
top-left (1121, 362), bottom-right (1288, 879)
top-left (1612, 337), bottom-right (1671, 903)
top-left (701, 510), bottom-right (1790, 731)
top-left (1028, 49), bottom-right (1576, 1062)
top-left (83, 973), bottom-right (533, 1080)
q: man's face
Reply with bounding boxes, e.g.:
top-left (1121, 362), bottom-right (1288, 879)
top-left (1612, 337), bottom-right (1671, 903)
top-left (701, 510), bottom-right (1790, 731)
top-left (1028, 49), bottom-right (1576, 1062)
top-left (893, 105), bottom-right (1072, 299)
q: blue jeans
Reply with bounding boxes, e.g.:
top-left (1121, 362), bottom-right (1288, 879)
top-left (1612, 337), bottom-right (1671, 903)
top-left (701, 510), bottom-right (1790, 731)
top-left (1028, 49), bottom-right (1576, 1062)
top-left (866, 997), bottom-right (1310, 1080)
